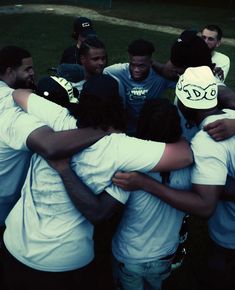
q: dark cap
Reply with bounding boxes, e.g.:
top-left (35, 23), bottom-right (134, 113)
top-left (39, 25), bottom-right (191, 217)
top-left (81, 74), bottom-right (120, 98)
top-left (73, 17), bottom-right (96, 38)
top-left (36, 76), bottom-right (78, 107)
top-left (170, 30), bottom-right (213, 68)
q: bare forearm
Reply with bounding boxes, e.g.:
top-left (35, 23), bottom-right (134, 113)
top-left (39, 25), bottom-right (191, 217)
top-left (141, 176), bottom-right (213, 218)
top-left (57, 167), bottom-right (107, 224)
top-left (27, 127), bottom-right (107, 159)
top-left (218, 86), bottom-right (235, 109)
top-left (152, 60), bottom-right (165, 75)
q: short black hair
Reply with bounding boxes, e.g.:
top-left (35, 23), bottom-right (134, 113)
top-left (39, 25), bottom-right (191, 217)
top-left (202, 24), bottom-right (223, 41)
top-left (137, 98), bottom-right (182, 143)
top-left (128, 39), bottom-right (155, 57)
top-left (0, 46), bottom-right (31, 75)
top-left (79, 36), bottom-right (106, 57)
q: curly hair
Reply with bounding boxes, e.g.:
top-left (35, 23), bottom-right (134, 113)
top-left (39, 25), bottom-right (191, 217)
top-left (137, 98), bottom-right (182, 143)
top-left (128, 39), bottom-right (155, 57)
top-left (79, 36), bottom-right (106, 57)
top-left (77, 75), bottom-right (126, 131)
top-left (137, 98), bottom-right (182, 184)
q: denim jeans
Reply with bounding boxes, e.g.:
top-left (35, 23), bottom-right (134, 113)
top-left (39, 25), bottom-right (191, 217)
top-left (113, 255), bottom-right (174, 290)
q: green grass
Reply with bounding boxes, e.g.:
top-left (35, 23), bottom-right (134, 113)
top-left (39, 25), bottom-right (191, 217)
top-left (98, 0), bottom-right (235, 38)
top-left (0, 12), bottom-right (234, 90)
top-left (0, 13), bottom-right (177, 78)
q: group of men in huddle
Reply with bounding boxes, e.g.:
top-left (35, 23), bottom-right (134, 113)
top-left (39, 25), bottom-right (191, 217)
top-left (0, 15), bottom-right (234, 290)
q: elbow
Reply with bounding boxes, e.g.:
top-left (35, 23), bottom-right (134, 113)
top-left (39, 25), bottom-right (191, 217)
top-left (196, 204), bottom-right (215, 219)
top-left (27, 138), bottom-right (61, 159)
top-left (82, 208), bottom-right (109, 226)
top-left (183, 148), bottom-right (194, 167)
top-left (39, 147), bottom-right (60, 159)
top-left (87, 214), bottom-right (107, 226)
top-left (186, 153), bottom-right (194, 166)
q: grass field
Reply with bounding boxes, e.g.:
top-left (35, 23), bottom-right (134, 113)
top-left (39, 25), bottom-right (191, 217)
top-left (0, 2), bottom-right (234, 290)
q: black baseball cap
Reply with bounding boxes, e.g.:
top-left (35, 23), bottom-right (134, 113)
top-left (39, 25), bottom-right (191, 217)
top-left (36, 76), bottom-right (78, 106)
top-left (170, 30), bottom-right (213, 68)
top-left (73, 17), bottom-right (96, 38)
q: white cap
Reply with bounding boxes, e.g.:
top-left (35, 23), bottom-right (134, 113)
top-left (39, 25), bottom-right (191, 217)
top-left (176, 66), bottom-right (218, 109)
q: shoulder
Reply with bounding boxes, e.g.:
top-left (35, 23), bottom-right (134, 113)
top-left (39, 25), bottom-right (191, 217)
top-left (212, 51), bottom-right (230, 63)
top-left (104, 63), bottom-right (128, 74)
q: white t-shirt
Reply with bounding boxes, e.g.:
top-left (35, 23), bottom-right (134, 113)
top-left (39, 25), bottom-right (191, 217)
top-left (0, 81), bottom-right (15, 112)
top-left (212, 51), bottom-right (230, 82)
top-left (0, 83), bottom-right (45, 225)
top-left (4, 93), bottom-right (166, 272)
top-left (191, 109), bottom-right (235, 249)
top-left (112, 167), bottom-right (191, 264)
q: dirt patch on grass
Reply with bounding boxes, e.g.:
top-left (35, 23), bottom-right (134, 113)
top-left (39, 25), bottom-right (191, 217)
top-left (0, 4), bottom-right (234, 46)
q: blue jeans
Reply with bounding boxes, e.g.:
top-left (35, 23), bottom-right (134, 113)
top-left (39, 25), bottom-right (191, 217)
top-left (113, 254), bottom-right (174, 290)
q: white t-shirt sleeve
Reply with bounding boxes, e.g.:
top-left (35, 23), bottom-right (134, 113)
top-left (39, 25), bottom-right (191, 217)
top-left (0, 107), bottom-right (45, 150)
top-left (212, 52), bottom-right (230, 82)
top-left (103, 63), bottom-right (125, 77)
top-left (28, 93), bottom-right (77, 131)
top-left (191, 133), bottom-right (227, 185)
top-left (105, 183), bottom-right (130, 204)
top-left (115, 135), bottom-right (166, 172)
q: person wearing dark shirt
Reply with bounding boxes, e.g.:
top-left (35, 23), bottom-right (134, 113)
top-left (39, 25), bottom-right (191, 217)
top-left (60, 16), bottom-right (96, 65)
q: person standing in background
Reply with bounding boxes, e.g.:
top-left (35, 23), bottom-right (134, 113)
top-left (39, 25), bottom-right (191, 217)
top-left (201, 24), bottom-right (230, 82)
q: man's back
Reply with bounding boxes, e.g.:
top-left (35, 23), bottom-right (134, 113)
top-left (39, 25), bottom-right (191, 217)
top-left (191, 108), bottom-right (235, 249)
top-left (0, 81), bottom-right (44, 226)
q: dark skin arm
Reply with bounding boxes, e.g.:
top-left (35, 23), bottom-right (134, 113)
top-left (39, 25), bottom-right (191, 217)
top-left (203, 85), bottom-right (235, 141)
top-left (13, 88), bottom-right (110, 159)
top-left (217, 85), bottom-right (235, 110)
top-left (112, 171), bottom-right (223, 219)
top-left (213, 66), bottom-right (224, 82)
top-left (46, 158), bottom-right (124, 225)
top-left (203, 118), bottom-right (235, 141)
top-left (26, 126), bottom-right (109, 159)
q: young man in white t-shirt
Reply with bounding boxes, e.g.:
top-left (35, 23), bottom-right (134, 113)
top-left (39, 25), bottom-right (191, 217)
top-left (0, 46), bottom-right (108, 251)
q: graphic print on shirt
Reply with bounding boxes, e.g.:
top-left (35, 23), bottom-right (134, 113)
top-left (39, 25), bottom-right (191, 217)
top-left (127, 86), bottom-right (149, 101)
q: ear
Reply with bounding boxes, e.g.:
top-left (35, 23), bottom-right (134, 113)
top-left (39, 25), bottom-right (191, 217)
top-left (72, 31), bottom-right (78, 40)
top-left (6, 67), bottom-right (15, 77)
top-left (216, 40), bottom-right (221, 48)
top-left (80, 55), bottom-right (86, 65)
